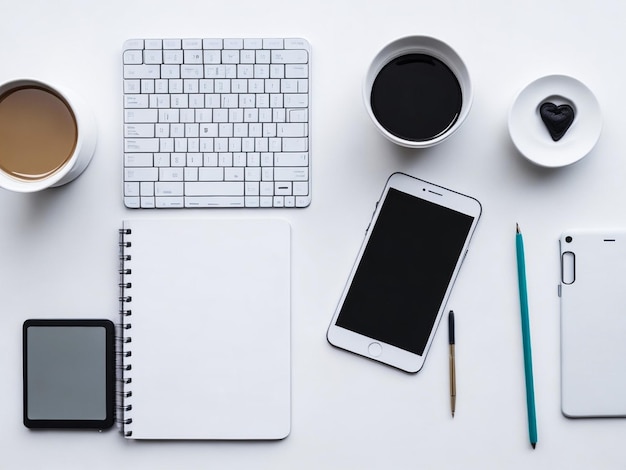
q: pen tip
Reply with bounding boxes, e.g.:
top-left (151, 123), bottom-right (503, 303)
top-left (531, 443), bottom-right (536, 449)
top-left (516, 223), bottom-right (520, 233)
top-left (452, 411), bottom-right (455, 418)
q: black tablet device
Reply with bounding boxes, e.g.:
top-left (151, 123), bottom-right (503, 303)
top-left (23, 319), bottom-right (115, 429)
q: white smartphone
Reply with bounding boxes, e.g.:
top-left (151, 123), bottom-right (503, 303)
top-left (559, 230), bottom-right (626, 417)
top-left (327, 172), bottom-right (481, 373)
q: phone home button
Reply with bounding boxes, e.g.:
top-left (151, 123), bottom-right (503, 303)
top-left (368, 342), bottom-right (382, 357)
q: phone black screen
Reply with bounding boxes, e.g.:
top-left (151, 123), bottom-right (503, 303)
top-left (335, 188), bottom-right (475, 355)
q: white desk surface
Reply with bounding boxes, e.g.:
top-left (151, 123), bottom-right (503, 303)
top-left (1, 0), bottom-right (625, 468)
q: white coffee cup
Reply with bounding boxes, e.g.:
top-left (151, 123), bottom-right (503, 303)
top-left (0, 78), bottom-right (96, 192)
top-left (364, 36), bottom-right (472, 148)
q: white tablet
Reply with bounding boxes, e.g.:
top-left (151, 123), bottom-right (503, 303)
top-left (327, 173), bottom-right (481, 373)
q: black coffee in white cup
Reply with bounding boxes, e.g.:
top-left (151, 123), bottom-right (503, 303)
top-left (364, 37), bottom-right (472, 148)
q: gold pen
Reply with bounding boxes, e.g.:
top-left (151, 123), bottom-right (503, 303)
top-left (448, 310), bottom-right (456, 417)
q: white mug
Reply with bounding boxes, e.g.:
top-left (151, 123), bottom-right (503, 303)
top-left (363, 36), bottom-right (472, 148)
top-left (0, 78), bottom-right (96, 192)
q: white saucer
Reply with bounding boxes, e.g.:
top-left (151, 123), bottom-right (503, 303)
top-left (508, 75), bottom-right (602, 168)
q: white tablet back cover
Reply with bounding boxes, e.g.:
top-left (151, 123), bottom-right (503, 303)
top-left (560, 230), bottom-right (626, 417)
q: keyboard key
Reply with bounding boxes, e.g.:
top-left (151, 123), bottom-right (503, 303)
top-left (125, 197), bottom-right (140, 208)
top-left (245, 167), bottom-right (261, 181)
top-left (293, 181), bottom-right (309, 195)
top-left (274, 167), bottom-right (308, 181)
top-left (186, 181), bottom-right (244, 196)
top-left (161, 65), bottom-right (180, 79)
top-left (224, 38), bottom-right (243, 49)
top-left (144, 39), bottom-right (163, 49)
top-left (140, 182), bottom-right (154, 196)
top-left (282, 138), bottom-right (308, 152)
top-left (245, 181), bottom-right (260, 195)
top-left (125, 153), bottom-right (154, 167)
top-left (225, 167), bottom-right (244, 181)
top-left (284, 94), bottom-right (308, 108)
top-left (125, 139), bottom-right (159, 152)
top-left (159, 168), bottom-right (184, 181)
top-left (155, 196), bottom-right (184, 208)
top-left (260, 181), bottom-right (273, 195)
top-left (183, 50), bottom-right (203, 64)
top-left (124, 64), bottom-right (160, 79)
top-left (285, 38), bottom-right (309, 49)
top-left (124, 95), bottom-right (149, 108)
top-left (141, 80), bottom-right (155, 94)
top-left (163, 39), bottom-right (181, 49)
top-left (275, 152), bottom-right (308, 166)
top-left (124, 79), bottom-right (141, 93)
top-left (181, 65), bottom-right (203, 78)
top-left (295, 196), bottom-right (310, 207)
top-left (256, 51), bottom-right (271, 65)
top-left (199, 167), bottom-right (223, 181)
top-left (184, 167), bottom-right (199, 181)
top-left (158, 109), bottom-right (180, 123)
top-left (277, 123), bottom-right (307, 137)
top-left (185, 196), bottom-right (244, 207)
top-left (263, 38), bottom-right (284, 49)
top-left (163, 50), bottom-right (183, 64)
top-left (271, 49), bottom-right (308, 64)
top-left (182, 38), bottom-right (202, 49)
top-left (285, 64), bottom-right (308, 78)
top-left (245, 196), bottom-right (260, 207)
top-left (155, 182), bottom-right (183, 196)
top-left (288, 109), bottom-right (308, 122)
top-left (203, 50), bottom-right (221, 64)
top-left (222, 50), bottom-right (240, 64)
top-left (125, 167), bottom-right (158, 181)
top-left (144, 50), bottom-right (163, 64)
top-left (203, 38), bottom-right (223, 49)
top-left (141, 197), bottom-right (156, 208)
top-left (244, 38), bottom-right (263, 49)
top-left (124, 39), bottom-right (144, 50)
top-left (125, 124), bottom-right (155, 138)
top-left (125, 182), bottom-right (140, 196)
top-left (275, 182), bottom-right (292, 196)
top-left (124, 50), bottom-right (143, 64)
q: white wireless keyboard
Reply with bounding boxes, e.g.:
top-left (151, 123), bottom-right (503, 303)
top-left (122, 38), bottom-right (311, 208)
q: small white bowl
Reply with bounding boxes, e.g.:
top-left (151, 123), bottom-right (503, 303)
top-left (363, 36), bottom-right (472, 148)
top-left (509, 75), bottom-right (601, 168)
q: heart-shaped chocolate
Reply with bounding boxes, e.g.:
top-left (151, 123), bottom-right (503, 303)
top-left (540, 102), bottom-right (575, 141)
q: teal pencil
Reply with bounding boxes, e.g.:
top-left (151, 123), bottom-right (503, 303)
top-left (515, 223), bottom-right (538, 449)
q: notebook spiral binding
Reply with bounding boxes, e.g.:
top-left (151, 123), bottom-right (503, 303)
top-left (117, 227), bottom-right (133, 437)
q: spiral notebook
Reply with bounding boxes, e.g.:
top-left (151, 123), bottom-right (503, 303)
top-left (118, 218), bottom-right (291, 439)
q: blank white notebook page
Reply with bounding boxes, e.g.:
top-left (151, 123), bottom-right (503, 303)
top-left (120, 218), bottom-right (291, 439)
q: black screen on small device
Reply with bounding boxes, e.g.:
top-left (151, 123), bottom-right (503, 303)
top-left (335, 188), bottom-right (474, 355)
top-left (23, 320), bottom-right (115, 429)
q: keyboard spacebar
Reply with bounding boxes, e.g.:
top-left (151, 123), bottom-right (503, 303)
top-left (185, 196), bottom-right (244, 207)
top-left (185, 181), bottom-right (243, 196)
